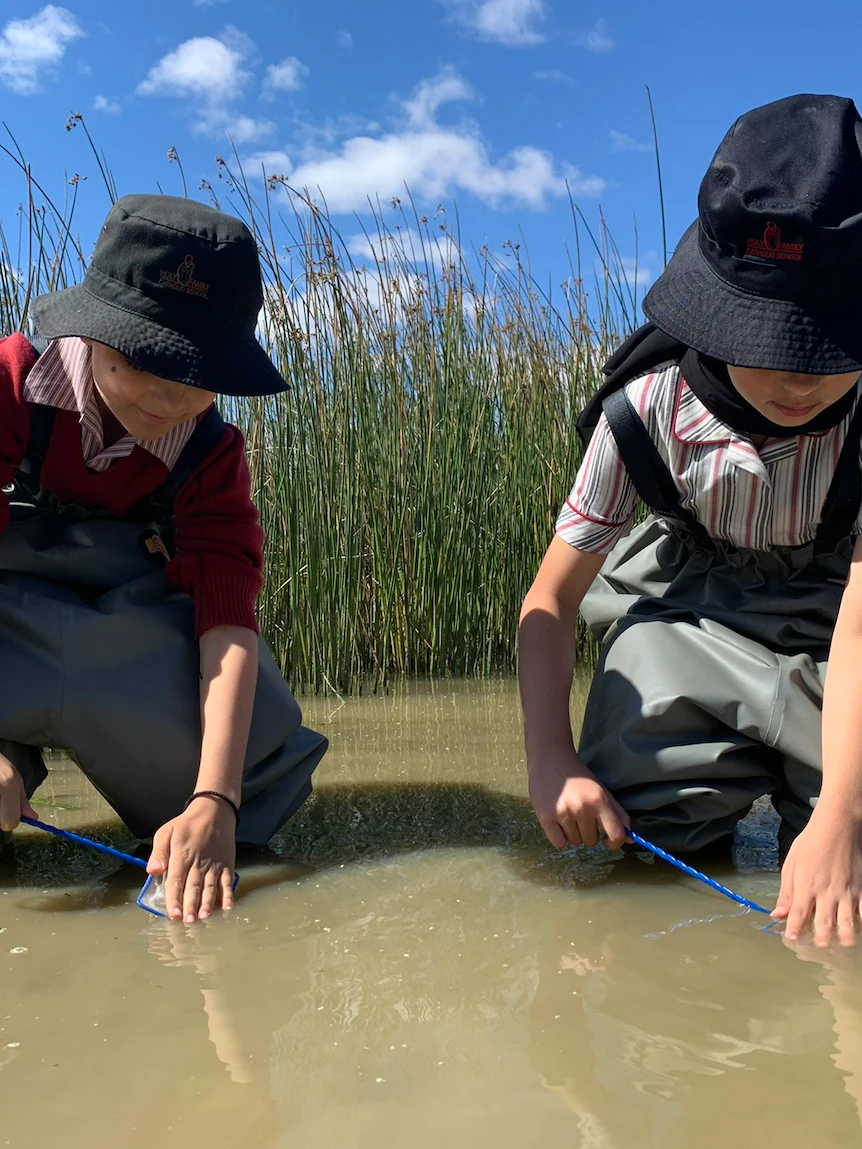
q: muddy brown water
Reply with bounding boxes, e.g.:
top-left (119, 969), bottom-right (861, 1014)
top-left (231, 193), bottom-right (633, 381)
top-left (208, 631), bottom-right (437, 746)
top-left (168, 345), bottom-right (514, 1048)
top-left (2, 679), bottom-right (862, 1148)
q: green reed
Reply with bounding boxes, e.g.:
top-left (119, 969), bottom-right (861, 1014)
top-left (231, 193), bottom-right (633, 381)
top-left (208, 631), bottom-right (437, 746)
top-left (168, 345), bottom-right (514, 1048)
top-left (0, 130), bottom-right (640, 692)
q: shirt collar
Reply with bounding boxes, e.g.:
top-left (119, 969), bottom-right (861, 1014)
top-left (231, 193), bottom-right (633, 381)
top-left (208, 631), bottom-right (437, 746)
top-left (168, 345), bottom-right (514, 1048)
top-left (23, 337), bottom-right (198, 471)
top-left (671, 377), bottom-right (771, 478)
top-left (672, 377), bottom-right (734, 445)
top-left (669, 371), bottom-right (860, 482)
top-left (672, 366), bottom-right (841, 446)
top-left (23, 336), bottom-right (92, 418)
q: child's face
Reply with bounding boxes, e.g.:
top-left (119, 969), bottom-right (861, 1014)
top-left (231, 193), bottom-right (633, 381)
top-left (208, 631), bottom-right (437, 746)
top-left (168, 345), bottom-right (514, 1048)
top-left (726, 365), bottom-right (861, 427)
top-left (83, 340), bottom-right (216, 441)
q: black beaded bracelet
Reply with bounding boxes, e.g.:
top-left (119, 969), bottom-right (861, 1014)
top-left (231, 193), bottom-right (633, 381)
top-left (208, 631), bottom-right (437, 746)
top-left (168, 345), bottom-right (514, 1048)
top-left (184, 790), bottom-right (240, 824)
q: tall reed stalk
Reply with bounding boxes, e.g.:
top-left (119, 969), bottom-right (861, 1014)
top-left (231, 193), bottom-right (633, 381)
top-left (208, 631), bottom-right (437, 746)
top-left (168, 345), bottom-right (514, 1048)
top-left (0, 132), bottom-right (640, 692)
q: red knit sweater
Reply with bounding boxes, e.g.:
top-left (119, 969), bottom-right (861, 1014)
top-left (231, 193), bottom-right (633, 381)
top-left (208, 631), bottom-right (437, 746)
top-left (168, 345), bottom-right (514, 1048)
top-left (0, 333), bottom-right (263, 637)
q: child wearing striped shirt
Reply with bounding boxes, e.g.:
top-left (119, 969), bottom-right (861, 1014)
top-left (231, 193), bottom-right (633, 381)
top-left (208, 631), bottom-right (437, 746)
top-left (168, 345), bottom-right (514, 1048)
top-left (519, 93), bottom-right (862, 946)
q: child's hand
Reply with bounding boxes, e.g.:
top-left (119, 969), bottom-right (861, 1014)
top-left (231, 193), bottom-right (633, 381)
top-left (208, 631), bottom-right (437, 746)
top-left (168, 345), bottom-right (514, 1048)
top-left (528, 750), bottom-right (630, 850)
top-left (772, 809), bottom-right (862, 946)
top-left (0, 754), bottom-right (36, 832)
top-left (147, 800), bottom-right (237, 923)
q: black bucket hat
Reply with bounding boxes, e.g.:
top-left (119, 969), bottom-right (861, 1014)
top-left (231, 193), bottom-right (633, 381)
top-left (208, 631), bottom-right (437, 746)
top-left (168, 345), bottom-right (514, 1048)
top-left (643, 93), bottom-right (862, 375)
top-left (31, 194), bottom-right (287, 396)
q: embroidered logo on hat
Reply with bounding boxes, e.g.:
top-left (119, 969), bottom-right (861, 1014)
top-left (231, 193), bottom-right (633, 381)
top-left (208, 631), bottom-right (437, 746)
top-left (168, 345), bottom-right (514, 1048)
top-left (641, 95), bottom-right (862, 373)
top-left (159, 255), bottom-right (210, 298)
top-left (29, 193), bottom-right (289, 396)
top-left (745, 222), bottom-right (805, 262)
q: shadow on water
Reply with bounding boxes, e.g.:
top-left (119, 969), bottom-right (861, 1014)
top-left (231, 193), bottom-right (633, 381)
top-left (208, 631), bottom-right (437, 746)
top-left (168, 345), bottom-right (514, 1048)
top-left (1, 778), bottom-right (777, 912)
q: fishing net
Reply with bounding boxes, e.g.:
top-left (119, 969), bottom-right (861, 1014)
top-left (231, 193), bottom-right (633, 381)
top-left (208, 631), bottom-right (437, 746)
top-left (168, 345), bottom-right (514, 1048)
top-left (137, 873), bottom-right (169, 917)
top-left (135, 872), bottom-right (240, 918)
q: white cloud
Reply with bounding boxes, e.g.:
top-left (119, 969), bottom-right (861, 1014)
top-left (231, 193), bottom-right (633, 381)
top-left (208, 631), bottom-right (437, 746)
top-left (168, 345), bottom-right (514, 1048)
top-left (404, 70), bottom-right (474, 126)
top-left (618, 257), bottom-right (652, 293)
top-left (347, 233), bottom-right (398, 263)
top-left (440, 0), bottom-right (546, 46)
top-left (574, 18), bottom-right (613, 52)
top-left (93, 94), bottom-right (120, 114)
top-left (292, 113), bottom-right (382, 149)
top-left (262, 55), bottom-right (309, 98)
top-left (218, 23), bottom-right (255, 58)
top-left (220, 112), bottom-right (274, 143)
top-left (609, 130), bottom-right (651, 154)
top-left (138, 35), bottom-right (248, 101)
top-left (579, 253), bottom-right (653, 299)
top-left (0, 5), bottom-right (83, 95)
top-left (245, 149), bottom-right (292, 176)
top-left (337, 29), bottom-right (353, 47)
top-left (533, 68), bottom-right (574, 84)
top-left (249, 67), bottom-right (605, 213)
top-left (347, 227), bottom-right (456, 272)
top-left (138, 30), bottom-right (273, 141)
top-left (352, 264), bottom-right (426, 314)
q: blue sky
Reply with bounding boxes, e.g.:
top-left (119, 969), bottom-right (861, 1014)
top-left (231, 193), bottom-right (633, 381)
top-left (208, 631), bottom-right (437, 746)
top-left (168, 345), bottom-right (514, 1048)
top-left (2, 0), bottom-right (862, 306)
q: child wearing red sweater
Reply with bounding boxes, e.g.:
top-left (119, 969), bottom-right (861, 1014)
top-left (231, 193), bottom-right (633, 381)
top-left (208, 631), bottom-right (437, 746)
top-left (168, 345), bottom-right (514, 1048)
top-left (0, 194), bottom-right (327, 922)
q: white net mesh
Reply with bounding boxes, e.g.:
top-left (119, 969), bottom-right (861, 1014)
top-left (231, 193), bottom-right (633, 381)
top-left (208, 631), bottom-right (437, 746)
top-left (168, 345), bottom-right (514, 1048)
top-left (136, 874), bottom-right (168, 917)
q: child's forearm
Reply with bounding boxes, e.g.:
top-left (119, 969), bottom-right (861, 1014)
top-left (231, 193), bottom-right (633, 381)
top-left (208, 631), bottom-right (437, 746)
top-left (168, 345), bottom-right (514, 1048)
top-left (196, 626), bottom-right (259, 806)
top-left (518, 541), bottom-right (605, 761)
top-left (818, 540), bottom-right (862, 821)
top-left (519, 544), bottom-right (630, 849)
top-left (820, 623), bottom-right (862, 823)
top-left (519, 589), bottom-right (581, 757)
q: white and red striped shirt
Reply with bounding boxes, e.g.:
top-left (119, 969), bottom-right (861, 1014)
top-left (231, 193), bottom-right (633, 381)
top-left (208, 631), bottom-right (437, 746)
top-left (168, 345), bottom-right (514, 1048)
top-left (557, 363), bottom-right (862, 552)
top-left (22, 338), bottom-right (195, 473)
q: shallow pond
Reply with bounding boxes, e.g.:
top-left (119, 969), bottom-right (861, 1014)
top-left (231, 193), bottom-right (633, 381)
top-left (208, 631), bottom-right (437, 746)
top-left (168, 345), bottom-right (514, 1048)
top-left (2, 679), bottom-right (861, 1148)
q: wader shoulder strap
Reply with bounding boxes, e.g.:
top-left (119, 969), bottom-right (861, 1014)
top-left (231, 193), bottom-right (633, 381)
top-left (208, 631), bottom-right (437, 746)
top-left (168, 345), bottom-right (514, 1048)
top-left (12, 345), bottom-right (228, 524)
top-left (137, 406), bottom-right (228, 522)
top-left (815, 392), bottom-right (862, 546)
top-left (14, 337), bottom-right (53, 493)
top-left (577, 323), bottom-right (686, 448)
top-left (14, 403), bottom-right (56, 494)
top-left (15, 396), bottom-right (227, 523)
top-left (602, 389), bottom-right (709, 542)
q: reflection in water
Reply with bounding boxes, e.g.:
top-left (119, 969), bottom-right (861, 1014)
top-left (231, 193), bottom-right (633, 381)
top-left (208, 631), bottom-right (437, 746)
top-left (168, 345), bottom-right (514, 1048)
top-left (0, 679), bottom-right (861, 1147)
top-left (783, 937), bottom-right (862, 1129)
top-left (147, 923), bottom-right (254, 1085)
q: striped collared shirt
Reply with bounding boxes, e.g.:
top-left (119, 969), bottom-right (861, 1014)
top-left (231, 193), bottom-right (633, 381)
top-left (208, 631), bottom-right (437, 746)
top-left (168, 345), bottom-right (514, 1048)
top-left (22, 338), bottom-right (195, 473)
top-left (556, 363), bottom-right (862, 553)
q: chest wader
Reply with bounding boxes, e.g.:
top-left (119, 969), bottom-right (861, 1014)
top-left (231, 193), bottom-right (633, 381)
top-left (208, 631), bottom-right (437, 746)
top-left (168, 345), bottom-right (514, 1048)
top-left (577, 388), bottom-right (862, 855)
top-left (0, 402), bottom-right (327, 845)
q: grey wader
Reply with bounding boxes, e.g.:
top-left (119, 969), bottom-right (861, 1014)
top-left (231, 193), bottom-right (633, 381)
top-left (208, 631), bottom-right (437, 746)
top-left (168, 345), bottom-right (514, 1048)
top-left (579, 387), bottom-right (862, 854)
top-left (0, 400), bottom-right (327, 845)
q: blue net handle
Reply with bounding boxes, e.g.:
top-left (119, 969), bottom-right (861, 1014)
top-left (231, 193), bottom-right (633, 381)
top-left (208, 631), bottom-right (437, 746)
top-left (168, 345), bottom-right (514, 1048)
top-left (627, 830), bottom-right (771, 915)
top-left (20, 815), bottom-right (147, 869)
top-left (21, 816), bottom-right (241, 922)
top-left (20, 818), bottom-right (766, 919)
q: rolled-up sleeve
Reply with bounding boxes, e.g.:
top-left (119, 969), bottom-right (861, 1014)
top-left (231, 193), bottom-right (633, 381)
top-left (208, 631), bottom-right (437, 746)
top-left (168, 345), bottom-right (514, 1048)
top-left (555, 412), bottom-right (637, 553)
